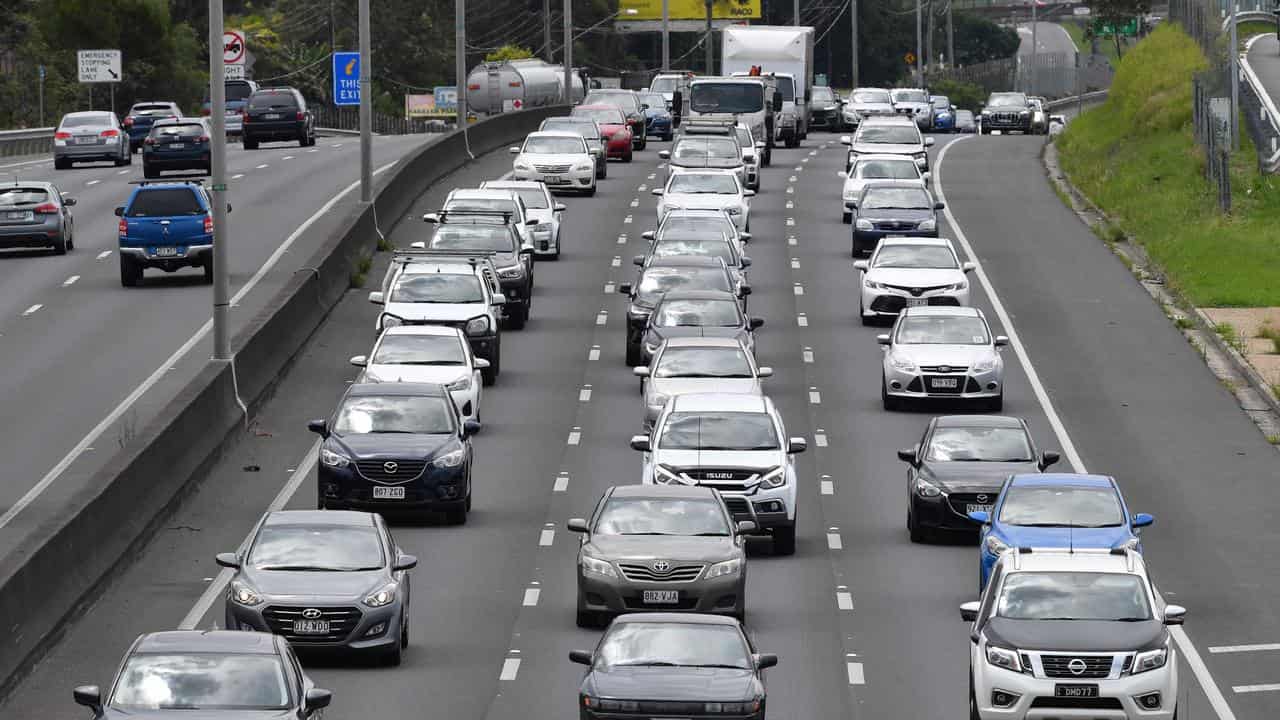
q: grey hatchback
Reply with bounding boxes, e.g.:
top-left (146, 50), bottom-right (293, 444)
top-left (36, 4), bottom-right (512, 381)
top-left (0, 182), bottom-right (75, 254)
top-left (54, 111), bottom-right (131, 168)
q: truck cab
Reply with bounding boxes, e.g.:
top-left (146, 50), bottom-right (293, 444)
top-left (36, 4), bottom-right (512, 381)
top-left (676, 76), bottom-right (780, 167)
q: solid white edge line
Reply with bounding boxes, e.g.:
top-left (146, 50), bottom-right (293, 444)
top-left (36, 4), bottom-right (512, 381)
top-left (22, 304), bottom-right (42, 316)
top-left (178, 438), bottom-right (321, 629)
top-left (1209, 643), bottom-right (1280, 654)
top-left (934, 136), bottom-right (1238, 720)
top-left (1232, 683), bottom-right (1280, 693)
top-left (0, 160), bottom-right (398, 531)
top-left (0, 157), bottom-right (53, 171)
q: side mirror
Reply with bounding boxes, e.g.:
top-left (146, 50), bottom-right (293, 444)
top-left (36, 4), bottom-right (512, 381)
top-left (227, 203), bottom-right (233, 213)
top-left (307, 418), bottom-right (329, 437)
top-left (509, 146), bottom-right (520, 154)
top-left (641, 230), bottom-right (655, 240)
top-left (925, 136), bottom-right (936, 146)
top-left (845, 201), bottom-right (857, 209)
top-left (741, 257), bottom-right (752, 268)
top-left (554, 203), bottom-right (567, 212)
top-left (994, 335), bottom-right (1009, 347)
top-left (368, 291), bottom-right (384, 305)
top-left (569, 649), bottom-right (593, 665)
top-left (743, 189), bottom-right (755, 197)
top-left (758, 366), bottom-right (773, 377)
top-left (632, 255), bottom-right (645, 266)
top-left (630, 434), bottom-right (651, 451)
top-left (736, 520), bottom-right (757, 534)
top-left (567, 518), bottom-right (590, 533)
top-left (214, 552), bottom-right (240, 569)
top-left (304, 688), bottom-right (332, 713)
top-left (897, 447), bottom-right (918, 464)
top-left (749, 317), bottom-right (764, 330)
top-left (393, 554), bottom-right (418, 571)
top-left (651, 188), bottom-right (664, 196)
top-left (772, 92), bottom-right (783, 111)
top-left (967, 510), bottom-right (991, 525)
top-left (737, 284), bottom-right (752, 297)
top-left (876, 334), bottom-right (891, 346)
top-left (921, 171), bottom-right (931, 183)
top-left (1132, 512), bottom-right (1155, 529)
top-left (633, 366), bottom-right (651, 377)
top-left (349, 355), bottom-right (368, 367)
top-left (962, 262), bottom-right (976, 273)
top-left (422, 212), bottom-right (439, 223)
top-left (1163, 605), bottom-right (1187, 625)
top-left (618, 282), bottom-right (632, 295)
top-left (1039, 450), bottom-right (1060, 469)
top-left (475, 357), bottom-right (491, 369)
top-left (755, 652), bottom-right (779, 669)
top-left (739, 232), bottom-right (752, 242)
top-left (463, 419), bottom-right (482, 437)
top-left (853, 260), bottom-right (869, 271)
top-left (658, 150), bottom-right (671, 159)
top-left (73, 686), bottom-right (102, 713)
top-left (788, 437), bottom-right (807, 454)
top-left (959, 601), bottom-right (980, 622)
top-left (114, 206), bottom-right (125, 216)
top-left (63, 197), bottom-right (77, 206)
top-left (934, 201), bottom-right (945, 210)
top-left (492, 293), bottom-right (507, 305)
top-left (839, 135), bottom-right (851, 145)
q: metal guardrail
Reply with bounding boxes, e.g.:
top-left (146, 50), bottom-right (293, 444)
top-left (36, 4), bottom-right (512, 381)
top-left (1238, 33), bottom-right (1280, 173)
top-left (1221, 10), bottom-right (1280, 32)
top-left (0, 128), bottom-right (57, 159)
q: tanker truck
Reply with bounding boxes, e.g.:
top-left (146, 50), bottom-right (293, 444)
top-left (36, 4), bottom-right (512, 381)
top-left (465, 58), bottom-right (585, 114)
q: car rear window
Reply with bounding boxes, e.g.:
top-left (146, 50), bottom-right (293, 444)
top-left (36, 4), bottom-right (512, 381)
top-left (127, 188), bottom-right (204, 217)
top-left (60, 114), bottom-right (112, 128)
top-left (227, 83), bottom-right (254, 101)
top-left (249, 92), bottom-right (298, 109)
top-left (152, 124), bottom-right (205, 138)
top-left (0, 187), bottom-right (50, 207)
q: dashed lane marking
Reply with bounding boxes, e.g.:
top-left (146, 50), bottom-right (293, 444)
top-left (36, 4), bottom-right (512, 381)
top-left (1210, 644), bottom-right (1280, 654)
top-left (282, 155), bottom-right (294, 160)
top-left (579, 385), bottom-right (592, 402)
top-left (499, 658), bottom-right (521, 681)
top-left (95, 250), bottom-right (112, 260)
top-left (596, 311), bottom-right (608, 325)
top-left (630, 199), bottom-right (639, 208)
top-left (554, 473), bottom-right (569, 492)
top-left (604, 283), bottom-right (615, 294)
top-left (623, 215), bottom-right (633, 223)
top-left (1233, 684), bottom-right (1280, 694)
top-left (567, 428), bottom-right (582, 445)
top-left (786, 186), bottom-right (794, 194)
top-left (539, 526), bottom-right (555, 545)
top-left (791, 258), bottom-right (800, 269)
top-left (637, 185), bottom-right (647, 191)
top-left (255, 163), bottom-right (268, 169)
top-left (847, 662), bottom-right (865, 684)
top-left (789, 175), bottom-right (798, 182)
top-left (786, 201), bottom-right (794, 209)
top-left (821, 476), bottom-right (834, 495)
top-left (63, 275), bottom-right (79, 286)
top-left (232, 173), bottom-right (245, 180)
top-left (22, 304), bottom-right (42, 316)
top-left (837, 590), bottom-right (853, 610)
top-left (788, 236), bottom-right (797, 246)
top-left (647, 173), bottom-right (656, 179)
top-left (612, 256), bottom-right (621, 267)
top-left (786, 217), bottom-right (795, 226)
top-left (522, 588), bottom-right (541, 606)
top-left (796, 313), bottom-right (808, 327)
top-left (794, 283), bottom-right (804, 296)
top-left (86, 180), bottom-right (100, 186)
top-left (815, 430), bottom-right (828, 447)
top-left (827, 530), bottom-right (842, 549)
top-left (808, 388), bottom-right (821, 404)
top-left (116, 170), bottom-right (129, 175)
top-left (588, 345), bottom-right (601, 361)
top-left (802, 347), bottom-right (814, 363)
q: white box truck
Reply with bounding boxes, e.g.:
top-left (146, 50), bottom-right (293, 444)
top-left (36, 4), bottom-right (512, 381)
top-left (721, 25), bottom-right (814, 148)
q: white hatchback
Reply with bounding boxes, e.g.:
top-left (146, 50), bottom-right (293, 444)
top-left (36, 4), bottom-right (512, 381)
top-left (854, 236), bottom-right (973, 325)
top-left (652, 169), bottom-right (753, 232)
top-left (350, 325), bottom-right (488, 423)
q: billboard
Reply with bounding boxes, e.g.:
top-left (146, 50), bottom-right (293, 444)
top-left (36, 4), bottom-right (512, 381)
top-left (619, 0), bottom-right (760, 21)
top-left (405, 94), bottom-right (436, 118)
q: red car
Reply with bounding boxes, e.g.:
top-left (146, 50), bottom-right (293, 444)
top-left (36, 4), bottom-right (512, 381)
top-left (571, 105), bottom-right (633, 162)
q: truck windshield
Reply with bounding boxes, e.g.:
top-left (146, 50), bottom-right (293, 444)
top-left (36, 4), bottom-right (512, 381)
top-left (690, 83), bottom-right (764, 114)
top-left (775, 76), bottom-right (795, 102)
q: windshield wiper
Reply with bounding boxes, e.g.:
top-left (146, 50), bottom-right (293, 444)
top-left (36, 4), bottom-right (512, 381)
top-left (368, 429), bottom-right (416, 434)
top-left (614, 660), bottom-right (681, 667)
top-left (619, 531), bottom-right (676, 536)
top-left (398, 360), bottom-right (463, 365)
top-left (692, 532), bottom-right (731, 536)
top-left (257, 565), bottom-right (340, 572)
top-left (681, 663), bottom-right (750, 670)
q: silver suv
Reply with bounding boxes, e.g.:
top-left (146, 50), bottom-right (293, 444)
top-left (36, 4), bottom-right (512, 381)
top-left (631, 392), bottom-right (806, 555)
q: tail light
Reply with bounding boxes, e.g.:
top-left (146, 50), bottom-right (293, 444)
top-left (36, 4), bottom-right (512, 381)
top-left (198, 135), bottom-right (210, 143)
top-left (241, 110), bottom-right (248, 121)
top-left (33, 203), bottom-right (58, 214)
top-left (144, 137), bottom-right (156, 145)
top-left (123, 117), bottom-right (134, 126)
top-left (118, 218), bottom-right (128, 237)
top-left (201, 107), bottom-right (211, 115)
top-left (101, 129), bottom-right (120, 138)
top-left (296, 111), bottom-right (305, 120)
top-left (54, 131), bottom-right (71, 140)
top-left (203, 215), bottom-right (213, 234)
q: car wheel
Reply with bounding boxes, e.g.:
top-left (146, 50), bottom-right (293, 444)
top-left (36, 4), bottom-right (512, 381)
top-left (507, 302), bottom-right (528, 329)
top-left (444, 506), bottom-right (467, 525)
top-left (119, 258), bottom-right (141, 287)
top-left (481, 340), bottom-right (499, 386)
top-left (624, 150), bottom-right (633, 163)
top-left (244, 136), bottom-right (259, 150)
top-left (626, 339), bottom-right (642, 367)
top-left (400, 610), bottom-right (409, 648)
top-left (842, 211), bottom-right (851, 224)
top-left (584, 183), bottom-right (596, 197)
top-left (663, 132), bottom-right (673, 141)
top-left (65, 227), bottom-right (74, 250)
top-left (203, 259), bottom-right (214, 284)
top-left (52, 233), bottom-right (68, 255)
top-left (859, 299), bottom-right (874, 327)
top-left (113, 153), bottom-right (127, 167)
top-left (969, 674), bottom-right (981, 720)
top-left (465, 491), bottom-right (472, 512)
top-left (143, 165), bottom-right (158, 179)
top-left (772, 525), bottom-right (796, 555)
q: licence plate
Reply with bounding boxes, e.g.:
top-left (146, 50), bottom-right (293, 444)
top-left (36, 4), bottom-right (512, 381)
top-left (6, 211), bottom-right (32, 221)
top-left (929, 377), bottom-right (959, 389)
top-left (264, 113), bottom-right (281, 119)
top-left (966, 504), bottom-right (994, 515)
top-left (373, 486), bottom-right (406, 500)
top-left (905, 296), bottom-right (928, 307)
top-left (154, 246), bottom-right (179, 257)
top-left (292, 619), bottom-right (330, 634)
top-left (169, 142), bottom-right (185, 149)
top-left (1054, 684), bottom-right (1099, 698)
top-left (544, 175), bottom-right (565, 184)
top-left (642, 590), bottom-right (679, 604)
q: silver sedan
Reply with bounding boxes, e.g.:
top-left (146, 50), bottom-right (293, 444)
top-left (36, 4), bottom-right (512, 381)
top-left (53, 111), bottom-right (131, 169)
top-left (879, 306), bottom-right (1007, 411)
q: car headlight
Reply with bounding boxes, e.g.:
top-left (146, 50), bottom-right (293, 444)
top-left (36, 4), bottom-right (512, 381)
top-left (647, 392), bottom-right (669, 411)
top-left (705, 558), bottom-right (742, 579)
top-left (984, 534), bottom-right (1009, 557)
top-left (363, 583), bottom-right (398, 608)
top-left (230, 582), bottom-right (263, 606)
top-left (972, 354), bottom-right (1000, 372)
top-left (823, 105), bottom-right (837, 111)
top-left (725, 206), bottom-right (742, 215)
top-left (981, 110), bottom-right (992, 117)
top-left (320, 447), bottom-right (350, 468)
top-left (914, 476), bottom-right (943, 498)
top-left (986, 644), bottom-right (1023, 672)
top-left (573, 162), bottom-right (593, 172)
top-left (446, 375), bottom-right (472, 392)
top-left (580, 553), bottom-right (618, 578)
top-left (380, 313), bottom-right (404, 329)
top-left (465, 316), bottom-right (490, 336)
top-left (865, 278), bottom-right (885, 290)
top-left (855, 218), bottom-right (874, 230)
top-left (914, 151), bottom-right (927, 159)
top-left (514, 161), bottom-right (532, 171)
top-left (431, 448), bottom-right (466, 468)
top-left (889, 353), bottom-right (917, 373)
top-left (1132, 644), bottom-right (1168, 675)
top-left (942, 280), bottom-right (967, 291)
top-left (654, 464), bottom-right (695, 485)
top-left (754, 466), bottom-right (786, 489)
top-left (918, 218), bottom-right (936, 232)
top-left (498, 265), bottom-right (525, 279)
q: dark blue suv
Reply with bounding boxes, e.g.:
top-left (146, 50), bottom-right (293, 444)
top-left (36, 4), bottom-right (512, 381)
top-left (114, 181), bottom-right (218, 287)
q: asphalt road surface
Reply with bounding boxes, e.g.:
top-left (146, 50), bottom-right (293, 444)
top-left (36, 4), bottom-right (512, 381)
top-left (1017, 21), bottom-right (1080, 58)
top-left (4, 127), bottom-right (1279, 720)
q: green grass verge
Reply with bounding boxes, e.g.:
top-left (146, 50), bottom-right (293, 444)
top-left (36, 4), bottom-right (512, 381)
top-left (1237, 21), bottom-right (1276, 44)
top-left (1057, 24), bottom-right (1280, 307)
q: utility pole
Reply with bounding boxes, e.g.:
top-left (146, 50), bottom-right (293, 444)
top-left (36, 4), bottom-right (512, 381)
top-left (457, 0), bottom-right (468, 125)
top-left (1030, 0), bottom-right (1038, 96)
top-left (794, 0), bottom-right (800, 24)
top-left (208, 0), bottom-right (230, 360)
top-left (946, 0), bottom-right (954, 70)
top-left (850, 0), bottom-right (858, 87)
top-left (705, 0), bottom-right (714, 74)
top-left (564, 0), bottom-right (573, 102)
top-left (358, 0), bottom-right (372, 202)
top-left (662, 0), bottom-right (670, 70)
top-left (1230, 0), bottom-right (1240, 149)
top-left (915, 0), bottom-right (923, 85)
top-left (544, 0), bottom-right (553, 62)
top-left (926, 0), bottom-right (935, 73)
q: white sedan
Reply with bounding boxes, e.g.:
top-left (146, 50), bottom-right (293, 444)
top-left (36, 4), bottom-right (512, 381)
top-left (651, 169), bottom-right (753, 232)
top-left (838, 153), bottom-right (930, 223)
top-left (349, 325), bottom-right (488, 423)
top-left (854, 236), bottom-right (973, 326)
top-left (510, 131), bottom-right (597, 196)
top-left (480, 179), bottom-right (567, 259)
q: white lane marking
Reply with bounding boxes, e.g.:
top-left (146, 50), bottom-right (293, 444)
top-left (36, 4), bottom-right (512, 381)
top-left (22, 304), bottom-right (42, 316)
top-left (579, 385), bottom-right (592, 402)
top-left (796, 313), bottom-right (808, 327)
top-left (554, 473), bottom-right (569, 492)
top-left (63, 275), bottom-right (80, 287)
top-left (935, 136), bottom-right (1238, 720)
top-left (86, 180), bottom-right (100, 186)
top-left (808, 388), bottom-right (821, 404)
top-left (232, 173), bottom-right (245, 180)
top-left (786, 201), bottom-right (794, 209)
top-left (637, 184), bottom-right (647, 192)
top-left (1233, 684), bottom-right (1280, 694)
top-left (630, 199), bottom-right (639, 208)
top-left (499, 658), bottom-right (521, 681)
top-left (95, 250), bottom-right (112, 261)
top-left (802, 157), bottom-right (811, 163)
top-left (522, 588), bottom-right (541, 606)
top-left (836, 591), bottom-right (853, 610)
top-left (786, 217), bottom-right (795, 226)
top-left (808, 150), bottom-right (818, 156)
top-left (331, 143), bottom-right (343, 148)
top-left (821, 476), bottom-right (834, 495)
top-left (786, 186), bottom-right (794, 194)
top-left (647, 173), bottom-right (656, 179)
top-left (604, 283), bottom-right (615, 294)
top-left (612, 256), bottom-right (621, 267)
top-left (588, 345), bottom-right (601, 361)
top-left (567, 428), bottom-right (582, 445)
top-left (179, 439), bottom-right (321, 629)
top-left (0, 160), bottom-right (398, 531)
top-left (307, 149), bottom-right (319, 153)
top-left (617, 233), bottom-right (627, 244)
top-left (794, 165), bottom-right (803, 171)
top-left (117, 170), bottom-right (129, 175)
top-left (802, 347), bottom-right (814, 363)
top-left (596, 311), bottom-right (608, 325)
top-left (255, 163), bottom-right (268, 169)
top-left (793, 283), bottom-right (804, 296)
top-left (791, 258), bottom-right (800, 269)
top-left (789, 175), bottom-right (798, 182)
top-left (847, 662), bottom-right (865, 684)
top-left (539, 527), bottom-right (555, 545)
top-left (826, 531), bottom-right (842, 549)
top-left (788, 236), bottom-right (797, 246)
top-left (1210, 643), bottom-right (1280, 654)
top-left (623, 215), bottom-right (633, 223)
top-left (815, 430), bottom-right (828, 447)
top-left (282, 155), bottom-right (294, 160)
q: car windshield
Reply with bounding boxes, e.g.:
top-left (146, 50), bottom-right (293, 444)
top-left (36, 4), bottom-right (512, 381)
top-left (998, 486), bottom-right (1126, 527)
top-left (430, 224), bottom-right (513, 251)
top-left (853, 90), bottom-right (891, 103)
top-left (132, 104), bottom-right (176, 115)
top-left (249, 92), bottom-right (296, 109)
top-left (595, 622), bottom-right (750, 669)
top-left (248, 524), bottom-right (385, 571)
top-left (585, 92), bottom-right (638, 111)
top-left (690, 83), bottom-right (764, 114)
top-left (334, 394), bottom-right (454, 434)
top-left (372, 333), bottom-right (467, 364)
top-left (988, 92), bottom-right (1028, 108)
top-left (653, 299), bottom-right (741, 327)
top-left (152, 124), bottom-right (205, 138)
top-left (0, 187), bottom-right (49, 206)
top-left (674, 138), bottom-right (740, 163)
top-left (391, 273), bottom-right (485, 303)
top-left (126, 188), bottom-right (204, 217)
top-left (896, 316), bottom-right (989, 344)
top-left (856, 159), bottom-right (919, 180)
top-left (652, 239), bottom-right (734, 263)
top-left (111, 654), bottom-right (290, 710)
top-left (931, 96), bottom-right (951, 109)
top-left (523, 136), bottom-right (585, 154)
top-left (892, 89), bottom-right (929, 103)
top-left (860, 187), bottom-right (932, 210)
top-left (659, 411), bottom-right (779, 451)
top-left (650, 77), bottom-right (678, 93)
top-left (857, 125), bottom-right (921, 144)
top-left (654, 346), bottom-right (753, 378)
top-left (636, 268), bottom-right (730, 304)
top-left (637, 93), bottom-right (665, 108)
top-left (997, 572), bottom-right (1152, 621)
top-left (60, 114), bottom-right (112, 128)
top-left (446, 197), bottom-right (517, 214)
top-left (926, 426), bottom-right (1033, 462)
top-left (573, 106), bottom-right (625, 124)
top-left (595, 497), bottom-right (731, 536)
top-left (873, 245), bottom-right (957, 269)
top-left (668, 174), bottom-right (739, 195)
top-left (812, 87), bottom-right (836, 102)
top-left (500, 188), bottom-right (549, 209)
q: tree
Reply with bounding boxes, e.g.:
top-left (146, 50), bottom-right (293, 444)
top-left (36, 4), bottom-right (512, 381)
top-left (485, 44), bottom-right (533, 63)
top-left (1088, 0), bottom-right (1149, 58)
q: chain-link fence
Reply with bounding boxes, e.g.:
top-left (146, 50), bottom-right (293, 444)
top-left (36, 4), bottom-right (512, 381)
top-left (310, 105), bottom-right (454, 135)
top-left (929, 51), bottom-right (1114, 101)
top-left (1193, 66), bottom-right (1235, 211)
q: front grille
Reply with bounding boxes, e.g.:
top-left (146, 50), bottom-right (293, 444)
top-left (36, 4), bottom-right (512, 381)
top-left (684, 468), bottom-right (757, 483)
top-left (618, 562), bottom-right (705, 583)
top-left (873, 221), bottom-right (918, 231)
top-left (722, 496), bottom-right (752, 518)
top-left (1041, 654), bottom-right (1114, 679)
top-left (885, 283), bottom-right (950, 296)
top-left (262, 605), bottom-right (362, 643)
top-left (870, 295), bottom-right (906, 313)
top-left (919, 365), bottom-right (968, 372)
top-left (534, 163), bottom-right (571, 173)
top-left (355, 459), bottom-right (427, 483)
top-left (948, 493), bottom-right (996, 516)
top-left (993, 112), bottom-right (1021, 124)
top-left (1030, 697), bottom-right (1124, 710)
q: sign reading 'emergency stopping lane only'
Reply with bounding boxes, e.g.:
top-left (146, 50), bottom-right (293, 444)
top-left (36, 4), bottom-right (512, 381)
top-left (78, 49), bottom-right (122, 83)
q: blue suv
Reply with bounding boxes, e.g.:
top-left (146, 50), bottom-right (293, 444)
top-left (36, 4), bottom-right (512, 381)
top-left (969, 473), bottom-right (1154, 591)
top-left (114, 180), bottom-right (220, 287)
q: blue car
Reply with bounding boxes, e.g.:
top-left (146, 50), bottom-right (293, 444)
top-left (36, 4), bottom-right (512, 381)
top-left (123, 101), bottom-right (181, 152)
top-left (115, 180), bottom-right (218, 287)
top-left (142, 117), bottom-right (212, 178)
top-left (636, 91), bottom-right (673, 141)
top-left (969, 473), bottom-right (1154, 591)
top-left (929, 95), bottom-right (956, 132)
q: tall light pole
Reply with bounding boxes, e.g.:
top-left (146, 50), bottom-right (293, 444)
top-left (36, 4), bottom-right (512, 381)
top-left (705, 0), bottom-right (713, 75)
top-left (564, 0), bottom-right (573, 103)
top-left (662, 0), bottom-right (670, 71)
top-left (1030, 0), bottom-right (1038, 96)
top-left (457, 0), bottom-right (467, 126)
top-left (915, 0), bottom-right (923, 86)
top-left (850, 0), bottom-right (858, 87)
top-left (946, 0), bottom-right (953, 71)
top-left (208, 0), bottom-right (230, 360)
top-left (794, 0), bottom-right (800, 24)
top-left (544, 0), bottom-right (553, 62)
top-left (358, 0), bottom-right (372, 203)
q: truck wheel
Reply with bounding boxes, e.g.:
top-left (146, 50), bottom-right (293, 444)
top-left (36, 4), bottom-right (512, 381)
top-left (143, 165), bottom-right (158, 179)
top-left (120, 258), bottom-right (142, 287)
top-left (243, 136), bottom-right (259, 150)
top-left (54, 157), bottom-right (70, 170)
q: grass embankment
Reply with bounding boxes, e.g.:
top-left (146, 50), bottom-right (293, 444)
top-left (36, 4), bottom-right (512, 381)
top-left (1056, 24), bottom-right (1280, 307)
top-left (1059, 20), bottom-right (1129, 65)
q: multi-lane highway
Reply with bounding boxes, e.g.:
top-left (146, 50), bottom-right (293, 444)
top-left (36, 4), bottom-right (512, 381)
top-left (1017, 21), bottom-right (1080, 58)
top-left (3, 123), bottom-right (1279, 720)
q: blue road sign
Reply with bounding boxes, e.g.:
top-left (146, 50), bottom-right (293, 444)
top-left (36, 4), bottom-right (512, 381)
top-left (38, 65), bottom-right (46, 80)
top-left (332, 52), bottom-right (361, 106)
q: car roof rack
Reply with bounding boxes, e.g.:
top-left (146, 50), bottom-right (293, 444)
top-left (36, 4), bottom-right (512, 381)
top-left (127, 178), bottom-right (206, 186)
top-left (393, 246), bottom-right (498, 263)
top-left (424, 208), bottom-right (516, 224)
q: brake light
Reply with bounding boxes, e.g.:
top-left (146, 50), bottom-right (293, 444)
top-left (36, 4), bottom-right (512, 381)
top-left (296, 111), bottom-right (305, 120)
top-left (198, 135), bottom-right (210, 142)
top-left (118, 218), bottom-right (128, 237)
top-left (123, 117), bottom-right (134, 126)
top-left (33, 203), bottom-right (58, 214)
top-left (101, 129), bottom-right (119, 138)
top-left (144, 137), bottom-right (156, 145)
top-left (201, 107), bottom-right (211, 116)
top-left (54, 131), bottom-right (71, 140)
top-left (203, 215), bottom-right (213, 234)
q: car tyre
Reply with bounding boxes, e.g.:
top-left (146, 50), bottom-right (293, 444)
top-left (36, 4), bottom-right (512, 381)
top-left (623, 149), bottom-right (633, 163)
top-left (52, 233), bottom-right (68, 255)
top-left (119, 257), bottom-right (142, 287)
top-left (444, 506), bottom-right (467, 525)
top-left (772, 525), bottom-right (796, 555)
top-left (908, 508), bottom-right (928, 543)
top-left (583, 183), bottom-right (596, 197)
top-left (663, 131), bottom-right (673, 141)
top-left (203, 259), bottom-right (214, 284)
top-left (65, 227), bottom-right (74, 251)
top-left (381, 639), bottom-right (402, 666)
top-left (481, 341), bottom-right (500, 386)
top-left (400, 610), bottom-right (409, 649)
top-left (54, 157), bottom-right (70, 170)
top-left (244, 135), bottom-right (259, 150)
top-left (859, 299), bottom-right (875, 327)
top-left (508, 302), bottom-right (529, 329)
top-left (842, 211), bottom-right (851, 224)
top-left (969, 673), bottom-right (981, 720)
top-left (626, 339), bottom-right (642, 367)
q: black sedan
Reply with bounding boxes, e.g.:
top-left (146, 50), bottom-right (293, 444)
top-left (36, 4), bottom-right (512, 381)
top-left (849, 181), bottom-right (943, 257)
top-left (74, 630), bottom-right (331, 719)
top-left (640, 289), bottom-right (763, 366)
top-left (309, 381), bottom-right (480, 524)
top-left (619, 256), bottom-right (744, 366)
top-left (897, 414), bottom-right (1060, 542)
top-left (570, 613), bottom-right (776, 720)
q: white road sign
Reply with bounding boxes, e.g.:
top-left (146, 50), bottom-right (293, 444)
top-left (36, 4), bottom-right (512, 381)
top-left (224, 29), bottom-right (246, 80)
top-left (78, 49), bottom-right (122, 83)
top-left (224, 64), bottom-right (245, 80)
